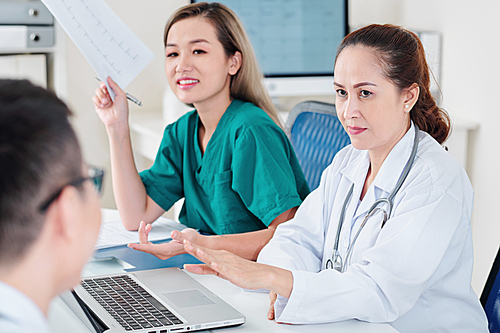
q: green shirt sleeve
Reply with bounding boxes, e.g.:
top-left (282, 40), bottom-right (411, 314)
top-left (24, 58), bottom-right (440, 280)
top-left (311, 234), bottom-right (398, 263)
top-left (139, 121), bottom-right (185, 212)
top-left (232, 124), bottom-right (305, 226)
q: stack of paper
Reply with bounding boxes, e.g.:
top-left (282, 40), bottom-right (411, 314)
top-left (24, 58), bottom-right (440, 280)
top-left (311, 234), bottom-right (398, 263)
top-left (95, 209), bottom-right (186, 250)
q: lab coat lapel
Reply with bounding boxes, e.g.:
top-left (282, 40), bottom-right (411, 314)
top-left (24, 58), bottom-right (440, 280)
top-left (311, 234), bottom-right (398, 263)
top-left (353, 185), bottom-right (378, 221)
top-left (339, 150), bottom-right (370, 237)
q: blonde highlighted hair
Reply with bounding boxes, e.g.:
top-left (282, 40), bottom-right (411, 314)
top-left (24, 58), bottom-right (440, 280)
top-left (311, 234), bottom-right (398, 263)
top-left (164, 2), bottom-right (281, 127)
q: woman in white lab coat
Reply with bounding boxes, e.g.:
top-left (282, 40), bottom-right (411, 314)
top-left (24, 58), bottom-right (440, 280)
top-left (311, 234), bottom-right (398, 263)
top-left (181, 24), bottom-right (489, 332)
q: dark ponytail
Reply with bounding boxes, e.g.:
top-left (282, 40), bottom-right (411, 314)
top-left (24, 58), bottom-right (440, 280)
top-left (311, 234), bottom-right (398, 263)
top-left (335, 24), bottom-right (450, 144)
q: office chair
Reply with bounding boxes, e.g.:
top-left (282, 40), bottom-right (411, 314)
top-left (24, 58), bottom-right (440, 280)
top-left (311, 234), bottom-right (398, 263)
top-left (285, 101), bottom-right (351, 191)
top-left (481, 246), bottom-right (500, 332)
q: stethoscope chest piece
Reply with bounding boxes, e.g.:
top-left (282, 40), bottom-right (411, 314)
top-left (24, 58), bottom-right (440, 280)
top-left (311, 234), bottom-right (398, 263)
top-left (326, 251), bottom-right (343, 272)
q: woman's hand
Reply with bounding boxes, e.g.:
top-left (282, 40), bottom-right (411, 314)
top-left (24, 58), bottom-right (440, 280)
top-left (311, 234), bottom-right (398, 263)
top-left (183, 240), bottom-right (293, 297)
top-left (92, 77), bottom-right (129, 129)
top-left (268, 291), bottom-right (277, 320)
top-left (127, 221), bottom-right (191, 260)
top-left (170, 228), bottom-right (200, 244)
top-left (183, 240), bottom-right (265, 290)
top-left (137, 220), bottom-right (152, 244)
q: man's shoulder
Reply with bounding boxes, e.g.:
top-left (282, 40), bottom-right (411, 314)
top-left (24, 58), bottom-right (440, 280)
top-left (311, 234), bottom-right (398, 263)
top-left (0, 281), bottom-right (49, 333)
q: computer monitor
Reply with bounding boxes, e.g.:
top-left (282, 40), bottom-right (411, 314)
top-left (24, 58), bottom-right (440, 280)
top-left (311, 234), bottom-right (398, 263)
top-left (190, 0), bottom-right (348, 97)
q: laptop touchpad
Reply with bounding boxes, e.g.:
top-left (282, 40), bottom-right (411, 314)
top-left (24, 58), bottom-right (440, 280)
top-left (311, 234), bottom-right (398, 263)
top-left (162, 289), bottom-right (215, 308)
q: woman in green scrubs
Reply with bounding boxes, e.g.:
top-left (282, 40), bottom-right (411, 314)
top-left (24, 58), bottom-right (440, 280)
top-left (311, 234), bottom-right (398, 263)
top-left (93, 2), bottom-right (309, 261)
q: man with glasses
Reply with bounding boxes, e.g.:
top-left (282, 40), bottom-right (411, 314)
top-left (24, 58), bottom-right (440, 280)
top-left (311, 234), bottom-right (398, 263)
top-left (0, 79), bottom-right (104, 332)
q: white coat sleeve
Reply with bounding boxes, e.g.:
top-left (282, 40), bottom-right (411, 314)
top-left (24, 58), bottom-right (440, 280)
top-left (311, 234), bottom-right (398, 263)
top-left (257, 162), bottom-right (337, 272)
top-left (257, 164), bottom-right (340, 318)
top-left (271, 187), bottom-right (471, 324)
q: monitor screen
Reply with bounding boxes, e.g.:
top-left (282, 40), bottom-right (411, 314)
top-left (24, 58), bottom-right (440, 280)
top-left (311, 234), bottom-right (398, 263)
top-left (190, 0), bottom-right (348, 78)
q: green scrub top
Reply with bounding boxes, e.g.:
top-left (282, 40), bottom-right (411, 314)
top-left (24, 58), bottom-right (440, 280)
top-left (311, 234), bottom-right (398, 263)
top-left (140, 99), bottom-right (309, 235)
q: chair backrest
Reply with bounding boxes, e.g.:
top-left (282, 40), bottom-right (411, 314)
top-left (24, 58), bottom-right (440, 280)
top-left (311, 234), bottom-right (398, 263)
top-left (286, 101), bottom-right (350, 191)
top-left (481, 246), bottom-right (500, 332)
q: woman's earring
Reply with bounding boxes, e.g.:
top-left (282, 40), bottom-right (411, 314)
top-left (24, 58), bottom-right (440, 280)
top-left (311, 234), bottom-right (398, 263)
top-left (404, 104), bottom-right (410, 113)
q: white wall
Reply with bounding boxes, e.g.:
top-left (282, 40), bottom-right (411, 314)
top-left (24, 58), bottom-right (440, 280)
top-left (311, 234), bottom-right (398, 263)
top-left (349, 0), bottom-right (402, 28)
top-left (401, 0), bottom-right (500, 298)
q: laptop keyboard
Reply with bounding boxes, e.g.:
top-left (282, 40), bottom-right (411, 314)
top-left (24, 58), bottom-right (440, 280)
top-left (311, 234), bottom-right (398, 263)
top-left (81, 275), bottom-right (183, 331)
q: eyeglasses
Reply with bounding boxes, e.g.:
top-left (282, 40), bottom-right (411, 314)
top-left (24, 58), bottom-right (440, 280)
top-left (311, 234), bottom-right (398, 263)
top-left (38, 166), bottom-right (105, 212)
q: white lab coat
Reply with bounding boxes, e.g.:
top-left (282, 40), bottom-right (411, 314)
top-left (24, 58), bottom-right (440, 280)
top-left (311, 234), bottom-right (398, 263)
top-left (258, 124), bottom-right (488, 333)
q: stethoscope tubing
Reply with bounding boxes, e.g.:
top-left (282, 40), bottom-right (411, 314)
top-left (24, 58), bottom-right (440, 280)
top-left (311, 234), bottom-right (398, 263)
top-left (328, 124), bottom-right (420, 272)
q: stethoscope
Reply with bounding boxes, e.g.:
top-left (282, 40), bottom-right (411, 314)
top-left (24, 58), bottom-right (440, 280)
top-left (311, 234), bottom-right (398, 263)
top-left (326, 124), bottom-right (420, 272)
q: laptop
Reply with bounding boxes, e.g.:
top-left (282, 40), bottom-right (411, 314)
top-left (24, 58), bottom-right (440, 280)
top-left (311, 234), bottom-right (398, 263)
top-left (60, 267), bottom-right (245, 333)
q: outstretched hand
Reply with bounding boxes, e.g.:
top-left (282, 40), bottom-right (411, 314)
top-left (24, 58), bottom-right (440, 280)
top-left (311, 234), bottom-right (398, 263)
top-left (183, 240), bottom-right (269, 291)
top-left (183, 240), bottom-right (294, 322)
top-left (170, 228), bottom-right (200, 244)
top-left (127, 222), bottom-right (202, 260)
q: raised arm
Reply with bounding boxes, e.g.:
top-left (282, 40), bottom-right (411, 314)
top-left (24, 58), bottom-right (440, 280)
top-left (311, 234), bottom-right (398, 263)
top-left (93, 77), bottom-right (164, 230)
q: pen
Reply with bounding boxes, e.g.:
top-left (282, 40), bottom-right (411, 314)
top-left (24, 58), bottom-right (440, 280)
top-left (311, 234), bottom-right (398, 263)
top-left (95, 77), bottom-right (143, 107)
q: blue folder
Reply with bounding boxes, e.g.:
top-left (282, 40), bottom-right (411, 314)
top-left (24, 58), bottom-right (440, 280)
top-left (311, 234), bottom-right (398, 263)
top-left (93, 239), bottom-right (201, 272)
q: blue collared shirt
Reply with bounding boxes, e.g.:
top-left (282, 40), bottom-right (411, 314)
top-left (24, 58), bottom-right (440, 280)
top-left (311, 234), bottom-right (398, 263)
top-left (0, 280), bottom-right (49, 333)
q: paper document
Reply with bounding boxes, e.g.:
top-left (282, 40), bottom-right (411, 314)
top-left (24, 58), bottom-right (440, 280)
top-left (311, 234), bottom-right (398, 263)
top-left (41, 0), bottom-right (154, 98)
top-left (95, 209), bottom-right (186, 250)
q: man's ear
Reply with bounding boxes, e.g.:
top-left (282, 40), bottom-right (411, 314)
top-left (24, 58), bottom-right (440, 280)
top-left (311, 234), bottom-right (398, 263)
top-left (45, 186), bottom-right (80, 244)
top-left (403, 83), bottom-right (420, 109)
top-left (228, 51), bottom-right (242, 76)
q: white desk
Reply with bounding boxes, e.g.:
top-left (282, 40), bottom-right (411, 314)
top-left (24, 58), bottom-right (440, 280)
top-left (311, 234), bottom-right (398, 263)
top-left (48, 257), bottom-right (398, 333)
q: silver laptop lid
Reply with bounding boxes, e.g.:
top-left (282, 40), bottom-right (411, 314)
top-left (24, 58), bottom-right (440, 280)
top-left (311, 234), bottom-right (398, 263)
top-left (65, 267), bottom-right (245, 333)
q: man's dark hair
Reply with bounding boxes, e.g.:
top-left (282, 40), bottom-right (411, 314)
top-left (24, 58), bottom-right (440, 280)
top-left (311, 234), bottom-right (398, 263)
top-left (0, 79), bottom-right (82, 266)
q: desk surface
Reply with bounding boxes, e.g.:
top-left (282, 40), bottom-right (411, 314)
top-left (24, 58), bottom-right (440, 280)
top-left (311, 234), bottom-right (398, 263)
top-left (48, 257), bottom-right (398, 333)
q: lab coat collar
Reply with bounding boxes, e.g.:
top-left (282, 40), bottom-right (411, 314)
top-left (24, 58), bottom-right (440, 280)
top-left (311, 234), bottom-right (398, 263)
top-left (340, 148), bottom-right (370, 185)
top-left (347, 122), bottom-right (417, 221)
